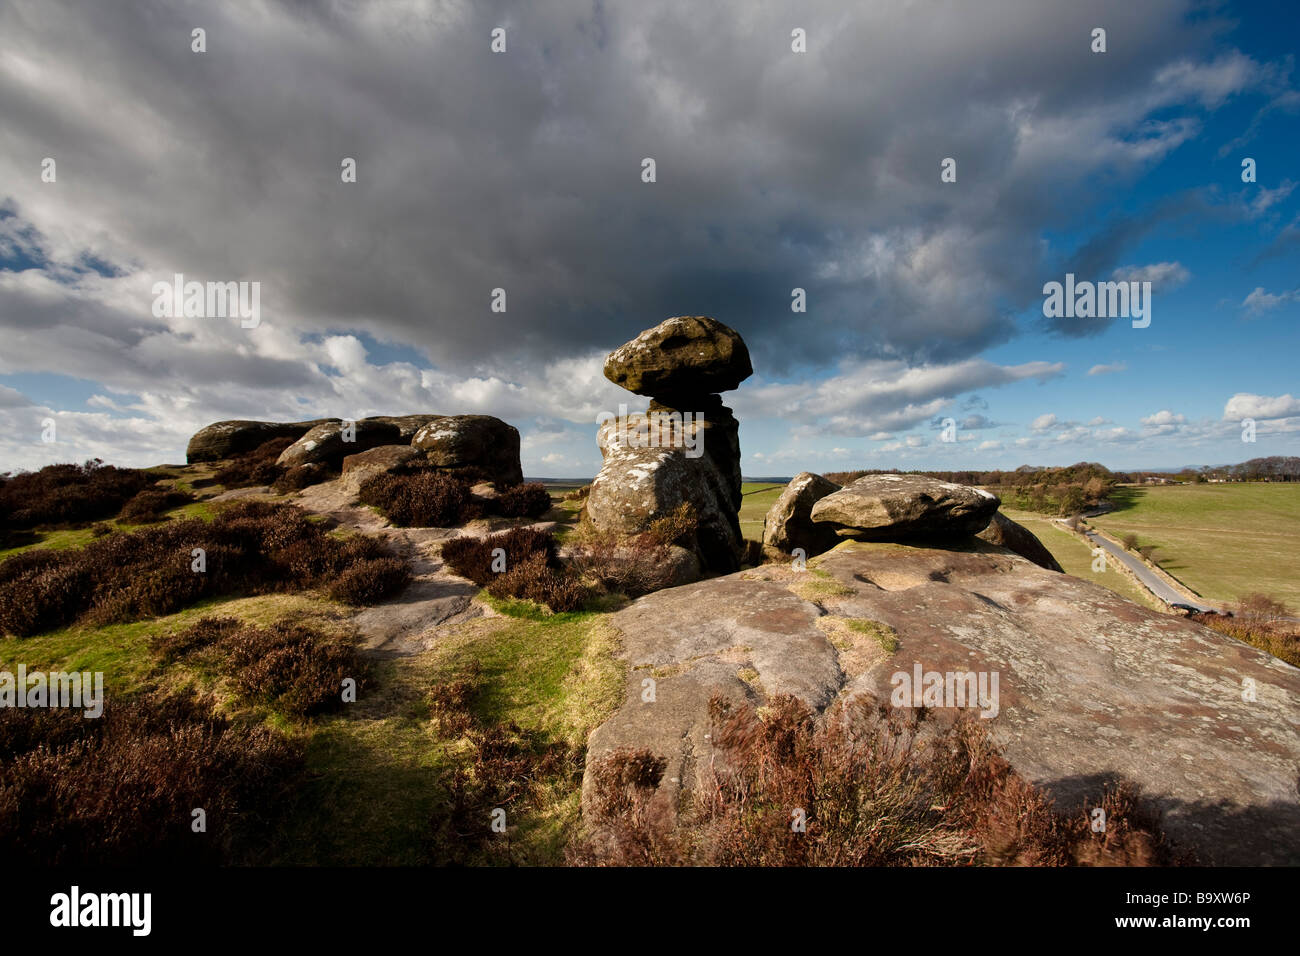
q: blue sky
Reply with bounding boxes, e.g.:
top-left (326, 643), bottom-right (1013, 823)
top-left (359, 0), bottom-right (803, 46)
top-left (0, 0), bottom-right (1296, 476)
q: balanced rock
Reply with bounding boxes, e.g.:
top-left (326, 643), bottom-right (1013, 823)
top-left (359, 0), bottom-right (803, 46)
top-left (412, 415), bottom-right (523, 487)
top-left (977, 512), bottom-right (1063, 572)
top-left (811, 474), bottom-right (999, 540)
top-left (277, 420), bottom-right (403, 470)
top-left (587, 412), bottom-right (744, 573)
top-left (762, 472), bottom-right (842, 557)
top-left (603, 315), bottom-right (752, 398)
top-left (185, 419), bottom-right (331, 463)
top-left (588, 316), bottom-right (752, 574)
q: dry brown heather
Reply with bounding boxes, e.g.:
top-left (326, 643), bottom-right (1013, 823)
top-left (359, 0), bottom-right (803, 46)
top-left (0, 499), bottom-right (410, 638)
top-left (572, 694), bottom-right (1181, 867)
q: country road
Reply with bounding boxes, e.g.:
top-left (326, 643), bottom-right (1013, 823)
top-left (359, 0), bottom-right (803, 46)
top-left (1075, 526), bottom-right (1218, 612)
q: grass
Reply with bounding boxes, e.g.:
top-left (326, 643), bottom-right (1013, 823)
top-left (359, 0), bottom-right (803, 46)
top-left (1000, 508), bottom-right (1164, 611)
top-left (0, 498), bottom-right (219, 562)
top-left (268, 595), bottom-right (624, 864)
top-left (0, 593), bottom-right (352, 700)
top-left (1087, 483), bottom-right (1300, 607)
top-left (739, 481), bottom-right (786, 542)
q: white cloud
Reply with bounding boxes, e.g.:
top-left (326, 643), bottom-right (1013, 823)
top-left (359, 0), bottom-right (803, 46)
top-left (1111, 262), bottom-right (1189, 292)
top-left (1242, 286), bottom-right (1299, 313)
top-left (1030, 413), bottom-right (1057, 431)
top-left (1087, 362), bottom-right (1127, 376)
top-left (1223, 393), bottom-right (1300, 421)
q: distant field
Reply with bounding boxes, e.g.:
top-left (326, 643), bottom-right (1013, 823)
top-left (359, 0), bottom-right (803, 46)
top-left (1087, 483), bottom-right (1300, 608)
top-left (739, 482), bottom-right (785, 541)
top-left (1000, 508), bottom-right (1164, 611)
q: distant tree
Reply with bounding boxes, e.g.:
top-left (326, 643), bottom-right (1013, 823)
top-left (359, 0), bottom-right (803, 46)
top-left (1058, 486), bottom-right (1086, 516)
top-left (1122, 533), bottom-right (1139, 551)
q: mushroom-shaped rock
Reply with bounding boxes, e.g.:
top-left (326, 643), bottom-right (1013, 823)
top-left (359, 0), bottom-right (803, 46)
top-left (603, 315), bottom-right (752, 397)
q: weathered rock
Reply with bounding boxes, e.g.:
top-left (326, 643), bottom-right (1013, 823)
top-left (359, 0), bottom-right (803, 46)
top-left (185, 419), bottom-right (331, 463)
top-left (277, 420), bottom-right (403, 469)
top-left (762, 472), bottom-right (842, 557)
top-left (586, 411), bottom-right (745, 573)
top-left (977, 511), bottom-right (1063, 572)
top-left (339, 445), bottom-right (419, 494)
top-left (811, 473), bottom-right (999, 540)
top-left (603, 316), bottom-right (753, 397)
top-left (360, 414), bottom-right (446, 440)
top-left (584, 540), bottom-right (1300, 865)
top-left (411, 415), bottom-right (523, 487)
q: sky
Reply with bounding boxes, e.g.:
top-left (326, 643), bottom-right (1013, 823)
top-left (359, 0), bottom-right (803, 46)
top-left (0, 0), bottom-right (1297, 478)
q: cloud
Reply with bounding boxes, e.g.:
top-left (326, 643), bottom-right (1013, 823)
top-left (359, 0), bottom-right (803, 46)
top-left (1030, 413), bottom-right (1057, 431)
top-left (1241, 286), bottom-right (1300, 314)
top-left (736, 357), bottom-right (1063, 437)
top-left (1111, 261), bottom-right (1189, 292)
top-left (1087, 362), bottom-right (1127, 376)
top-left (1223, 393), bottom-right (1300, 421)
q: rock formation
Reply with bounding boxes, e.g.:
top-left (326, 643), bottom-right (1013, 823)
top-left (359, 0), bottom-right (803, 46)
top-left (587, 316), bottom-right (752, 574)
top-left (411, 415), bottom-right (523, 487)
top-left (976, 511), bottom-right (1064, 573)
top-left (185, 419), bottom-right (332, 463)
top-left (583, 536), bottom-right (1300, 865)
top-left (185, 413), bottom-right (522, 487)
top-left (762, 471), bottom-right (842, 556)
top-left (810, 473), bottom-right (1000, 539)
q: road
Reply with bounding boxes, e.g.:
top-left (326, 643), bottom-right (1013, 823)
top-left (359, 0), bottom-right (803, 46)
top-left (1076, 527), bottom-right (1218, 612)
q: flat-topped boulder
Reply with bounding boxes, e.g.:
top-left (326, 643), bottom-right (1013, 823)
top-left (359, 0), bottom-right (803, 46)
top-left (185, 418), bottom-right (332, 463)
top-left (603, 315), bottom-right (753, 397)
top-left (811, 473), bottom-right (999, 540)
top-left (583, 539), bottom-right (1300, 865)
top-left (977, 511), bottom-right (1063, 572)
top-left (277, 419), bottom-right (403, 469)
top-left (762, 471), bottom-right (842, 557)
top-left (412, 415), bottom-right (523, 487)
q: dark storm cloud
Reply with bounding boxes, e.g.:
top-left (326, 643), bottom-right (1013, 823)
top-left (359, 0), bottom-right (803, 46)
top-left (0, 0), bottom-right (1242, 384)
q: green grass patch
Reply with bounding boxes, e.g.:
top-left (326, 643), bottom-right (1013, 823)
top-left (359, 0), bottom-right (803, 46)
top-left (1087, 483), bottom-right (1300, 607)
top-left (1001, 509), bottom-right (1164, 611)
top-left (739, 481), bottom-right (786, 542)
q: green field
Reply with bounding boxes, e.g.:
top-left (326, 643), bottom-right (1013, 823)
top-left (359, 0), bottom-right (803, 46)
top-left (999, 508), bottom-right (1164, 611)
top-left (739, 482), bottom-right (785, 541)
top-left (1087, 483), bottom-right (1300, 609)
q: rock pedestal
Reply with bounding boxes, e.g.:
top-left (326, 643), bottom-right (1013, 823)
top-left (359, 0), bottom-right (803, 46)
top-left (587, 316), bottom-right (752, 573)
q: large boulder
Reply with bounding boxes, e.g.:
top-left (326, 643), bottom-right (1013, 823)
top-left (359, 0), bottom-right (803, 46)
top-left (977, 511), bottom-right (1063, 572)
top-left (360, 414), bottom-right (446, 440)
top-left (277, 420), bottom-right (403, 470)
top-left (583, 540), bottom-right (1300, 865)
top-left (185, 419), bottom-right (331, 463)
top-left (586, 411), bottom-right (745, 573)
top-left (411, 415), bottom-right (523, 487)
top-left (811, 473), bottom-right (999, 540)
top-left (339, 444), bottom-right (420, 493)
top-left (603, 315), bottom-right (753, 398)
top-left (762, 472), bottom-right (842, 557)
